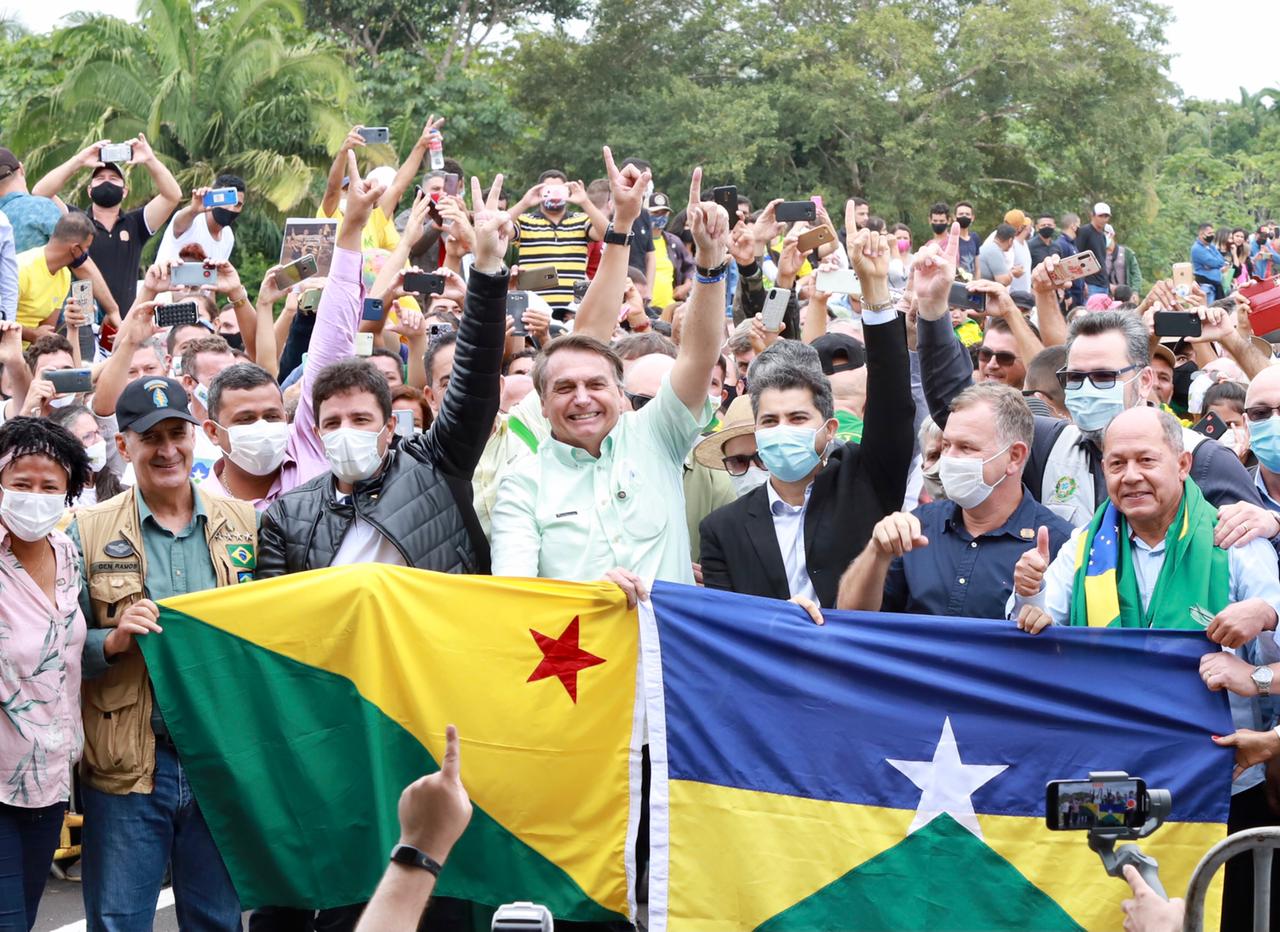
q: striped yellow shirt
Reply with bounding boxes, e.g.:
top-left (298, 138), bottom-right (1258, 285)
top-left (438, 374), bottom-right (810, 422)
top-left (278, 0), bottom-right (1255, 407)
top-left (515, 210), bottom-right (593, 308)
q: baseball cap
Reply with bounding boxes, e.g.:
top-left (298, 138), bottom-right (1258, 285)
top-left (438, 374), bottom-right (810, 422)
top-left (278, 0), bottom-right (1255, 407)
top-left (693, 395), bottom-right (757, 470)
top-left (1093, 202), bottom-right (1112, 217)
top-left (1104, 223), bottom-right (1115, 237)
top-left (92, 162), bottom-right (126, 183)
top-left (1151, 344), bottom-right (1176, 368)
top-left (650, 192), bottom-right (672, 213)
top-left (811, 333), bottom-right (866, 375)
top-left (116, 376), bottom-right (203, 434)
top-left (0, 148), bottom-right (19, 182)
top-left (1010, 291), bottom-right (1035, 312)
top-left (1002, 209), bottom-right (1028, 229)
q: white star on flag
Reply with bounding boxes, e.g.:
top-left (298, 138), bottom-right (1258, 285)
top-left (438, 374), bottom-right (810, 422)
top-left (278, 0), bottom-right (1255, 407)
top-left (886, 716), bottom-right (1008, 839)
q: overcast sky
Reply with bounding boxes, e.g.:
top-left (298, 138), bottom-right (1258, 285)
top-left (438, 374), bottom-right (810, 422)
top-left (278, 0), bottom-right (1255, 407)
top-left (6, 0), bottom-right (1273, 104)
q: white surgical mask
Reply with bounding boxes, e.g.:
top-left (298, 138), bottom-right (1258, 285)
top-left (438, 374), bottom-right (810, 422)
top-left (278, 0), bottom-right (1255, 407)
top-left (729, 464), bottom-right (770, 497)
top-left (1, 487), bottom-right (66, 541)
top-left (938, 445), bottom-right (1010, 509)
top-left (222, 419), bottom-right (289, 476)
top-left (48, 394), bottom-right (77, 409)
top-left (192, 381), bottom-right (210, 413)
top-left (85, 440), bottom-right (107, 473)
top-left (322, 426), bottom-right (386, 484)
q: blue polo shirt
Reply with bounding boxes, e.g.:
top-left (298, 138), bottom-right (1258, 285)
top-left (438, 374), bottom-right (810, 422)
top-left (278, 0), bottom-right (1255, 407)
top-left (881, 490), bottom-right (1074, 619)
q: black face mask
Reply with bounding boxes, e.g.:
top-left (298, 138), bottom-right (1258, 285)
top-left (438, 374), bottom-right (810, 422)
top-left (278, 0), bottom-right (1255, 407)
top-left (211, 206), bottom-right (240, 228)
top-left (930, 222), bottom-right (948, 235)
top-left (1171, 359), bottom-right (1198, 412)
top-left (956, 216), bottom-right (972, 229)
top-left (223, 332), bottom-right (245, 352)
top-left (68, 247), bottom-right (90, 269)
top-left (89, 182), bottom-right (124, 208)
top-left (1038, 226), bottom-right (1055, 239)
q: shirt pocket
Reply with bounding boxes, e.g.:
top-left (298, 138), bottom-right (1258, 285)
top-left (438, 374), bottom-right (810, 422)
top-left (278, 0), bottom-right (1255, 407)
top-left (88, 573), bottom-right (143, 624)
top-left (609, 456), bottom-right (669, 542)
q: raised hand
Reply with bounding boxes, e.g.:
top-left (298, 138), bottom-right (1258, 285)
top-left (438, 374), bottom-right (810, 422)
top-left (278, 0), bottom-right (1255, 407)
top-left (848, 227), bottom-right (891, 303)
top-left (470, 174), bottom-right (514, 275)
top-left (603, 146), bottom-right (649, 230)
top-left (419, 114), bottom-right (445, 146)
top-left (685, 168), bottom-right (728, 269)
top-left (129, 133), bottom-right (156, 165)
top-left (870, 512), bottom-right (929, 558)
top-left (78, 139), bottom-right (111, 169)
top-left (1014, 526), bottom-right (1051, 597)
top-left (396, 724), bottom-right (473, 864)
top-left (913, 221), bottom-right (961, 320)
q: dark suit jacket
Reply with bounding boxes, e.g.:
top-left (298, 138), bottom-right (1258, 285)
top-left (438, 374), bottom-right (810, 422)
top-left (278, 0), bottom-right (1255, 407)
top-left (698, 314), bottom-right (915, 606)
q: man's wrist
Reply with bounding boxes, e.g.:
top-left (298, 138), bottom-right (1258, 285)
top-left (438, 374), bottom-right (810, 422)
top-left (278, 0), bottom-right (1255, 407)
top-left (472, 258), bottom-right (504, 276)
top-left (775, 273), bottom-right (796, 290)
top-left (861, 283), bottom-right (890, 307)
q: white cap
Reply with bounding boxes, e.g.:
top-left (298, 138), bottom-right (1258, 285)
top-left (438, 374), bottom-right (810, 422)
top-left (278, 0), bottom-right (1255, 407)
top-left (367, 166), bottom-right (397, 188)
top-left (1104, 224), bottom-right (1115, 236)
top-left (1093, 202), bottom-right (1112, 216)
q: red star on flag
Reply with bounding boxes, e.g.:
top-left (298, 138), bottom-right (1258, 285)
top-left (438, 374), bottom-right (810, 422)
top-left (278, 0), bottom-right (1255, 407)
top-left (528, 616), bottom-right (606, 703)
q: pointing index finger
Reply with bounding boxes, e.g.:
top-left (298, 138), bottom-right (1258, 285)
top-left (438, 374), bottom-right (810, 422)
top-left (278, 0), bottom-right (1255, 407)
top-left (346, 149), bottom-right (363, 189)
top-left (442, 723), bottom-right (460, 781)
top-left (688, 166), bottom-right (702, 212)
top-left (602, 145), bottom-right (619, 182)
top-left (945, 221), bottom-right (961, 266)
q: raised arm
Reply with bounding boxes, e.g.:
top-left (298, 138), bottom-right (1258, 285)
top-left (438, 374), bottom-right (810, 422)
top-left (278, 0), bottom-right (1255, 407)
top-left (968, 279), bottom-right (1043, 362)
top-left (416, 173), bottom-right (510, 478)
top-left (1029, 256), bottom-right (1069, 347)
top-left (670, 166), bottom-right (728, 413)
top-left (321, 127), bottom-right (366, 217)
top-left (573, 146), bottom-right (650, 343)
top-left (292, 150), bottom-right (384, 468)
top-left (31, 140), bottom-right (109, 200)
top-left (566, 180), bottom-right (609, 242)
top-left (130, 134), bottom-right (182, 233)
top-left (91, 299), bottom-right (161, 418)
top-left (379, 116), bottom-right (444, 218)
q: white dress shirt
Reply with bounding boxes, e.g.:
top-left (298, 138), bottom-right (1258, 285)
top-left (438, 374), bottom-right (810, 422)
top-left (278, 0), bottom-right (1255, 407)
top-left (766, 480), bottom-right (820, 605)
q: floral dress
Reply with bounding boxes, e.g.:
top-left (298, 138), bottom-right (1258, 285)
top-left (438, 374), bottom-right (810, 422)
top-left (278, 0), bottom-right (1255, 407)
top-left (0, 527), bottom-right (86, 808)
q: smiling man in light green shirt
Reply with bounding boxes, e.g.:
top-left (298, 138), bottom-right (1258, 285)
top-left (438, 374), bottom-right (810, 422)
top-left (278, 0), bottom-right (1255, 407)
top-left (490, 160), bottom-right (729, 592)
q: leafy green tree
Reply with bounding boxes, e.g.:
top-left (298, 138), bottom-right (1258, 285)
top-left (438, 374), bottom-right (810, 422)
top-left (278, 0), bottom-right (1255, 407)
top-left (8, 0), bottom-right (352, 216)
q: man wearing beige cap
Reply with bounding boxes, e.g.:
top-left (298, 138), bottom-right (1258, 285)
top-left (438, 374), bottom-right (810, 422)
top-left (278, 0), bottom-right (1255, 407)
top-left (1003, 209), bottom-right (1033, 295)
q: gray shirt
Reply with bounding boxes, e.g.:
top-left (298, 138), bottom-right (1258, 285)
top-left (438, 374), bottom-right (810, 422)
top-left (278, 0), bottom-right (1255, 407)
top-left (978, 239), bottom-right (1010, 282)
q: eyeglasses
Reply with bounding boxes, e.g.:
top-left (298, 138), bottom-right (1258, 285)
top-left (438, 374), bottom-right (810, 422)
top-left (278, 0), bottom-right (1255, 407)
top-left (1245, 405), bottom-right (1280, 423)
top-left (1055, 365), bottom-right (1139, 390)
top-left (978, 348), bottom-right (1018, 367)
top-left (722, 452), bottom-right (765, 476)
top-left (625, 391), bottom-right (653, 411)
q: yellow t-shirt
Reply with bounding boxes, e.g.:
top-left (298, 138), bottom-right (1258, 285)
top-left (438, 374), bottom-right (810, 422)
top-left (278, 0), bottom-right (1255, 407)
top-left (17, 247), bottom-right (69, 332)
top-left (652, 233), bottom-right (676, 308)
top-left (317, 204), bottom-right (400, 253)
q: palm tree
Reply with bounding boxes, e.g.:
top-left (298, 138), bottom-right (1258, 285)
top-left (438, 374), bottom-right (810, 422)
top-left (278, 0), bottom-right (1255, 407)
top-left (8, 0), bottom-right (353, 215)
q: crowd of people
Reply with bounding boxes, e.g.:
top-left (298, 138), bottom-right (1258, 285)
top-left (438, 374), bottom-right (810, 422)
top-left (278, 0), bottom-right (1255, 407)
top-left (0, 117), bottom-right (1278, 931)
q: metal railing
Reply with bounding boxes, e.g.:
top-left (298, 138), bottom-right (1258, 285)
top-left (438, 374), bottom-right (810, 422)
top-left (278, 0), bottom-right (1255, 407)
top-left (1184, 827), bottom-right (1280, 932)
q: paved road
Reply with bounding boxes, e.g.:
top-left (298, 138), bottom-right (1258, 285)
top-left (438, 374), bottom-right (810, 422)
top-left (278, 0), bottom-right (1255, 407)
top-left (35, 880), bottom-right (247, 931)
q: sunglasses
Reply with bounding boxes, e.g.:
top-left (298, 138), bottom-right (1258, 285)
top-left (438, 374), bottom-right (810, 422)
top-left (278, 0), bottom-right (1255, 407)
top-left (722, 452), bottom-right (765, 477)
top-left (1055, 365), bottom-right (1139, 391)
top-left (1246, 405), bottom-right (1280, 423)
top-left (978, 348), bottom-right (1018, 367)
top-left (625, 391), bottom-right (653, 411)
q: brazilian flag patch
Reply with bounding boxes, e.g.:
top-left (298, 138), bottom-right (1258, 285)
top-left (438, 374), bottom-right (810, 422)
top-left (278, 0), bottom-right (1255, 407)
top-left (227, 544), bottom-right (256, 569)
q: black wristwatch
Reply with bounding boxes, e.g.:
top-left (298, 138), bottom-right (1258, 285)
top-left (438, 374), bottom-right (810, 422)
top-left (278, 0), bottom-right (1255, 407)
top-left (696, 259), bottom-right (730, 279)
top-left (602, 225), bottom-right (633, 246)
top-left (389, 844), bottom-right (442, 876)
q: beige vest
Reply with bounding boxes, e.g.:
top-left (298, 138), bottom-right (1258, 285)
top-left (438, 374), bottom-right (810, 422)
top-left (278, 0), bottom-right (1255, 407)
top-left (77, 487), bottom-right (257, 794)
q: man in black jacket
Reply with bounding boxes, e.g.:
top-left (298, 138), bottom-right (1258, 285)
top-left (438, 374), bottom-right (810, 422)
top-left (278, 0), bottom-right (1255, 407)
top-left (257, 173), bottom-right (511, 579)
top-left (699, 222), bottom-right (915, 611)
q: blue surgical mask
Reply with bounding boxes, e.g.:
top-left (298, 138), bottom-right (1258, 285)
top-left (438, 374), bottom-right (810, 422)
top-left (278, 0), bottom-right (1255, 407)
top-left (1064, 377), bottom-right (1135, 433)
top-left (1250, 415), bottom-right (1280, 473)
top-left (755, 425), bottom-right (827, 482)
top-left (652, 214), bottom-right (669, 231)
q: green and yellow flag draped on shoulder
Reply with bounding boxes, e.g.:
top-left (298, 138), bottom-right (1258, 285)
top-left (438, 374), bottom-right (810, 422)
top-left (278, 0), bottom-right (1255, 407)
top-left (141, 565), bottom-right (640, 921)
